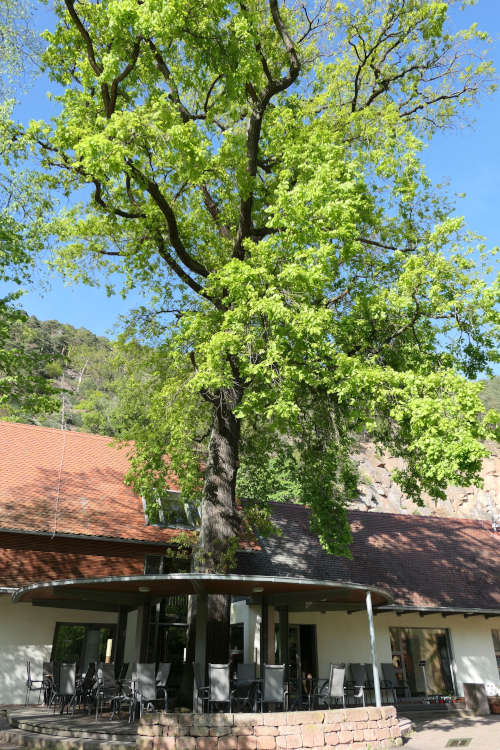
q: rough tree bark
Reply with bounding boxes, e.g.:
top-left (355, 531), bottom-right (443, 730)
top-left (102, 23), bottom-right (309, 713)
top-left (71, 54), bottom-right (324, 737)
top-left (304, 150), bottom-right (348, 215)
top-left (186, 386), bottom-right (243, 674)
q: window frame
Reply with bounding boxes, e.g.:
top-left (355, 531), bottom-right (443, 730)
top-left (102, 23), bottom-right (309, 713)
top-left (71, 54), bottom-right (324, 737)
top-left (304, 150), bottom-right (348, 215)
top-left (142, 491), bottom-right (199, 529)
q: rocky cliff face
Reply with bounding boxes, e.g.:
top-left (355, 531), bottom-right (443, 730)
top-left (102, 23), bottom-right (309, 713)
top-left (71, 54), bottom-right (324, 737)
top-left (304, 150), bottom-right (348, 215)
top-left (351, 441), bottom-right (500, 521)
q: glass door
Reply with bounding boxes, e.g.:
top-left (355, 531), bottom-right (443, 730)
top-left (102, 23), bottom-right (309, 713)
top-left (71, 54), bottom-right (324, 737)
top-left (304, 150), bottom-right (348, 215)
top-left (147, 595), bottom-right (188, 690)
top-left (390, 627), bottom-right (454, 696)
top-left (275, 623), bottom-right (318, 705)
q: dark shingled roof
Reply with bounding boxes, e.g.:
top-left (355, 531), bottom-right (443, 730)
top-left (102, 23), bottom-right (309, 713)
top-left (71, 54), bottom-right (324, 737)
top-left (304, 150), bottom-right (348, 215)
top-left (236, 503), bottom-right (500, 612)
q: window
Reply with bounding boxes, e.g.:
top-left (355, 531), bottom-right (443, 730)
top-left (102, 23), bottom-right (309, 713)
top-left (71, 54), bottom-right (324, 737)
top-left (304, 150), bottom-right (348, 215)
top-left (492, 630), bottom-right (500, 678)
top-left (143, 491), bottom-right (200, 528)
top-left (389, 627), bottom-right (454, 696)
top-left (144, 551), bottom-right (191, 575)
top-left (51, 623), bottom-right (116, 672)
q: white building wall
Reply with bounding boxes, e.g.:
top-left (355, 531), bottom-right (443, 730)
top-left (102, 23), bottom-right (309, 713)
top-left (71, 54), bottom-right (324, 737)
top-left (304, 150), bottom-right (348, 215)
top-left (289, 610), bottom-right (392, 672)
top-left (288, 610), bottom-right (500, 696)
top-left (0, 594), bottom-right (117, 705)
top-left (231, 603), bottom-right (500, 697)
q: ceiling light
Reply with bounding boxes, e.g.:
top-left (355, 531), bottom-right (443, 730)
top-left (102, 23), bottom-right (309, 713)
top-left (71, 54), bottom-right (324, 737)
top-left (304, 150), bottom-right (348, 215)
top-left (139, 586), bottom-right (151, 593)
top-left (252, 586), bottom-right (264, 593)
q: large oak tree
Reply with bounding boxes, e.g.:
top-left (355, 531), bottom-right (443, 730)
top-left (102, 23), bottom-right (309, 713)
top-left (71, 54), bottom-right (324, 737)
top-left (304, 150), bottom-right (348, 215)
top-left (10, 1), bottom-right (500, 583)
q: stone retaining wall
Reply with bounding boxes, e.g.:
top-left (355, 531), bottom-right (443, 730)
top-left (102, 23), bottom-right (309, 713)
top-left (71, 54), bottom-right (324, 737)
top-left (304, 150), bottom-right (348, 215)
top-left (137, 706), bottom-right (402, 750)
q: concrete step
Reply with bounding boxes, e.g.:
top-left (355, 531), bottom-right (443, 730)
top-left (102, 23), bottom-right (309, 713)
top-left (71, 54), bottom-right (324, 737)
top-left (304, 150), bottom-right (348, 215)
top-left (12, 720), bottom-right (136, 744)
top-left (0, 728), bottom-right (135, 750)
top-left (0, 729), bottom-right (24, 746)
top-left (398, 707), bottom-right (475, 719)
top-left (397, 716), bottom-right (414, 738)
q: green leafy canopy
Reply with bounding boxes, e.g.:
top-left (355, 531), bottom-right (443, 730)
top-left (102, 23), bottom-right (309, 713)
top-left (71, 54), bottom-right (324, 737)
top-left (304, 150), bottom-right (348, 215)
top-left (8, 0), bottom-right (500, 557)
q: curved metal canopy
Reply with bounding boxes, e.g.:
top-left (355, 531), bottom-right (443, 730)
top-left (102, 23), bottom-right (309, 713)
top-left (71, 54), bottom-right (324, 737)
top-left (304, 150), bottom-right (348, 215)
top-left (13, 573), bottom-right (393, 612)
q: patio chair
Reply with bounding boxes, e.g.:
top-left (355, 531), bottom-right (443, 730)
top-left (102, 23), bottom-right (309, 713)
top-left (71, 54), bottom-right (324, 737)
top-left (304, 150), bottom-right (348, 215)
top-left (76, 662), bottom-right (96, 712)
top-left (113, 664), bottom-right (136, 722)
top-left (42, 661), bottom-right (54, 706)
top-left (380, 663), bottom-right (410, 702)
top-left (259, 664), bottom-right (288, 712)
top-left (347, 663), bottom-right (368, 705)
top-left (236, 663), bottom-right (257, 682)
top-left (118, 662), bottom-right (130, 681)
top-left (315, 664), bottom-right (347, 709)
top-left (25, 661), bottom-right (44, 706)
top-left (131, 662), bottom-right (158, 720)
top-left (207, 663), bottom-right (233, 713)
top-left (156, 662), bottom-right (171, 710)
top-left (233, 663), bottom-right (257, 711)
top-left (50, 662), bottom-right (77, 714)
top-left (96, 662), bottom-right (121, 719)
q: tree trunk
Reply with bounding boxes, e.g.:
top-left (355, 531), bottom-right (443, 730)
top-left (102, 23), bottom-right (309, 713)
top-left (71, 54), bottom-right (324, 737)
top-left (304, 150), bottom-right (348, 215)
top-left (187, 389), bottom-right (242, 677)
top-left (196, 391), bottom-right (242, 573)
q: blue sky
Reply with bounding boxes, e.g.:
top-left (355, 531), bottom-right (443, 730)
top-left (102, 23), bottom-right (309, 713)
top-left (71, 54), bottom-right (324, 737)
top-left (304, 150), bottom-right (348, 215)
top-left (5, 1), bottom-right (500, 342)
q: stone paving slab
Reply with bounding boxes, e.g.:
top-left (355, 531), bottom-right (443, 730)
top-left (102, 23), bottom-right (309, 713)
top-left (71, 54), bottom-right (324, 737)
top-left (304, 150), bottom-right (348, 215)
top-left (8, 708), bottom-right (136, 738)
top-left (402, 713), bottom-right (500, 750)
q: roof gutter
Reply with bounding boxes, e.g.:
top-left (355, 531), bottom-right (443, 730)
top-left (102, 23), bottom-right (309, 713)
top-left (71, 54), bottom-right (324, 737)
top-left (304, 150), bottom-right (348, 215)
top-left (375, 604), bottom-right (500, 617)
top-left (0, 526), bottom-right (174, 547)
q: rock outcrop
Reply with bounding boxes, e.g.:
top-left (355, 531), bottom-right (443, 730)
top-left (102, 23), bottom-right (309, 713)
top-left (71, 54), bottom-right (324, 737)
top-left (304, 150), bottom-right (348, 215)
top-left (351, 440), bottom-right (500, 521)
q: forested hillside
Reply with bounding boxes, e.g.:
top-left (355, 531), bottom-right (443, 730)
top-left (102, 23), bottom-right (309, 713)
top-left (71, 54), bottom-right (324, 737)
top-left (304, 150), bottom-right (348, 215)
top-left (3, 314), bottom-right (122, 434)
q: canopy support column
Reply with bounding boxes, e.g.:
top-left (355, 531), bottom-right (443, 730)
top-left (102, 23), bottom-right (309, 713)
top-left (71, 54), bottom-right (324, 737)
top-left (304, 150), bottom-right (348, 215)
top-left (260, 596), bottom-right (268, 676)
top-left (137, 599), bottom-right (151, 662)
top-left (114, 606), bottom-right (128, 673)
top-left (193, 591), bottom-right (208, 713)
top-left (278, 605), bottom-right (289, 681)
top-left (366, 590), bottom-right (382, 707)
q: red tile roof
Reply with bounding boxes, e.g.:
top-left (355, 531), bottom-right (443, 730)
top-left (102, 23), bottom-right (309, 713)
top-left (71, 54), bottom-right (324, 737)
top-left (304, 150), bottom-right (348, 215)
top-left (0, 531), bottom-right (158, 588)
top-left (0, 421), bottom-right (179, 543)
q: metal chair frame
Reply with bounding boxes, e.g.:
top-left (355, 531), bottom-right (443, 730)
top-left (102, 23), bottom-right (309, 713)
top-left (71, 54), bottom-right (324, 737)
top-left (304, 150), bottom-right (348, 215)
top-left (347, 663), bottom-right (369, 706)
top-left (95, 662), bottom-right (121, 719)
top-left (25, 661), bottom-right (44, 706)
top-left (156, 662), bottom-right (172, 711)
top-left (50, 662), bottom-right (77, 715)
top-left (130, 663), bottom-right (158, 720)
top-left (315, 664), bottom-right (347, 709)
top-left (380, 662), bottom-right (410, 702)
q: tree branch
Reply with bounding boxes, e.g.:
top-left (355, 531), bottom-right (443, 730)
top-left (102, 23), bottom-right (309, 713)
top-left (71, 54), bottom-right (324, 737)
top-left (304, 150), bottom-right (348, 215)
top-left (64, 0), bottom-right (102, 76)
top-left (93, 179), bottom-right (146, 219)
top-left (154, 236), bottom-right (224, 311)
top-left (200, 185), bottom-right (233, 240)
top-left (357, 236), bottom-right (417, 253)
top-left (144, 178), bottom-right (209, 278)
top-left (233, 0), bottom-right (301, 261)
top-left (109, 39), bottom-right (142, 112)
